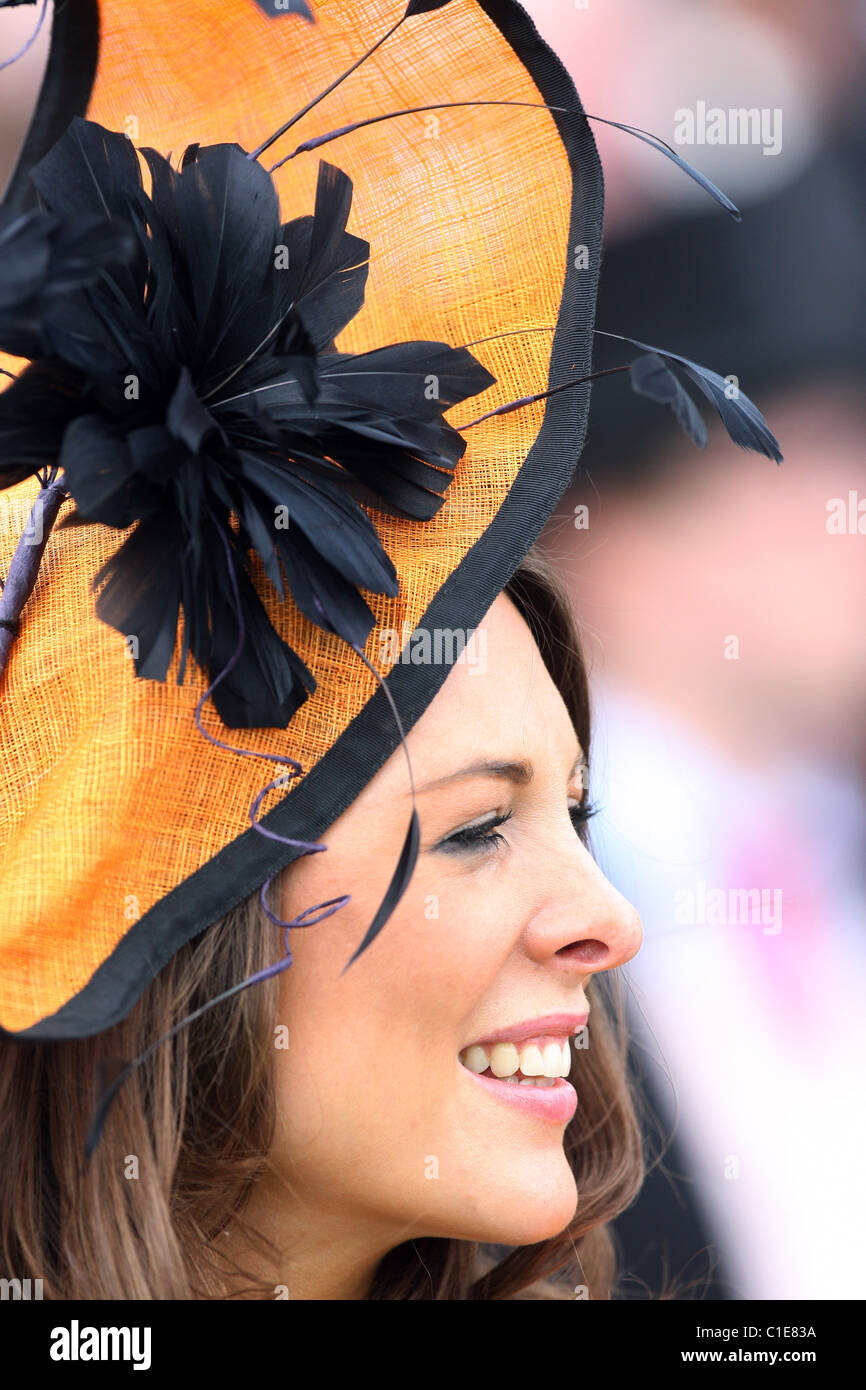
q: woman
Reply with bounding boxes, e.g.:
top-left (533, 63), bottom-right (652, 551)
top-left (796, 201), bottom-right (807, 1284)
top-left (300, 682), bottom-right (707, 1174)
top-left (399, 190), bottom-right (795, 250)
top-left (0, 0), bottom-right (778, 1299)
top-left (1, 549), bottom-right (644, 1299)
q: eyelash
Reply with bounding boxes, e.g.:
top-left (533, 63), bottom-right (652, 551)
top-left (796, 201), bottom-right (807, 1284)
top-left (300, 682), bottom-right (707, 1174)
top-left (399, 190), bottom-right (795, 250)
top-left (438, 800), bottom-right (597, 855)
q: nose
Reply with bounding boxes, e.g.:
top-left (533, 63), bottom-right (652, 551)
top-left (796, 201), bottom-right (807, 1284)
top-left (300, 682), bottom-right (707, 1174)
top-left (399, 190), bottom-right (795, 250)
top-left (522, 835), bottom-right (643, 977)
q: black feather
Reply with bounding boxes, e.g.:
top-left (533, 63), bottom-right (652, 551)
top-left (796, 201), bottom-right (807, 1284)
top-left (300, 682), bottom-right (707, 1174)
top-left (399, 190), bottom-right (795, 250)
top-left (0, 359), bottom-right (86, 489)
top-left (676, 359), bottom-right (783, 462)
top-left (90, 506), bottom-right (185, 679)
top-left (84, 1058), bottom-right (133, 1164)
top-left (0, 204), bottom-right (134, 361)
top-left (586, 115), bottom-right (741, 221)
top-left (630, 353), bottom-right (707, 448)
top-left (342, 809), bottom-right (421, 970)
top-left (279, 161), bottom-right (370, 351)
top-left (600, 331), bottom-right (782, 462)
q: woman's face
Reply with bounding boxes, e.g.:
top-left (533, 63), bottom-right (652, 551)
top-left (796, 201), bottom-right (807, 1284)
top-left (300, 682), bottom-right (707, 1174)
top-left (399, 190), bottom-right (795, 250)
top-left (254, 592), bottom-right (642, 1292)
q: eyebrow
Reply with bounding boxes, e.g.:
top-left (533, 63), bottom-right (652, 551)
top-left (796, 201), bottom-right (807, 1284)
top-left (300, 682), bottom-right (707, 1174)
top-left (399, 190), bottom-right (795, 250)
top-left (415, 751), bottom-right (585, 794)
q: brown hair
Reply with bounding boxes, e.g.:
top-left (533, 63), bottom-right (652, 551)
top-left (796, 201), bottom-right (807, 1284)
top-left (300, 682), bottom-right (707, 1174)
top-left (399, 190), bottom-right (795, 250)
top-left (0, 547), bottom-right (645, 1299)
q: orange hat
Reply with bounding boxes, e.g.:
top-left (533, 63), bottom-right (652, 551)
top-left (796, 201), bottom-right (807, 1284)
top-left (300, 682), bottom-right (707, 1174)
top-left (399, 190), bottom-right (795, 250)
top-left (0, 0), bottom-right (780, 1054)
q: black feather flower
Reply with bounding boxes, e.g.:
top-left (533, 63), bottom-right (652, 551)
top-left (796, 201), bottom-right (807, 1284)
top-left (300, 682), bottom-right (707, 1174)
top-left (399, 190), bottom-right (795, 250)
top-left (0, 118), bottom-right (494, 727)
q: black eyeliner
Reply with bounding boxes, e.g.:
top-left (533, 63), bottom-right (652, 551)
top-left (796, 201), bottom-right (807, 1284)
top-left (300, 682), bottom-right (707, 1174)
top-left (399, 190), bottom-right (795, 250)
top-left (435, 809), bottom-right (514, 855)
top-left (435, 798), bottom-right (598, 856)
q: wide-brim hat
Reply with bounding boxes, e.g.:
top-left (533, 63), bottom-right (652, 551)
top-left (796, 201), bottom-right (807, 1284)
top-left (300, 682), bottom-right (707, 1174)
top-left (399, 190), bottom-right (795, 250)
top-left (0, 0), bottom-right (604, 1039)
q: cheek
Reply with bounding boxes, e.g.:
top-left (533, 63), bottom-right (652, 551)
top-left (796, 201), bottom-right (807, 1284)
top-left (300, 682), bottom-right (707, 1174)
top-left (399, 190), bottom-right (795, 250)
top-left (263, 858), bottom-right (520, 1200)
top-left (278, 844), bottom-right (520, 1042)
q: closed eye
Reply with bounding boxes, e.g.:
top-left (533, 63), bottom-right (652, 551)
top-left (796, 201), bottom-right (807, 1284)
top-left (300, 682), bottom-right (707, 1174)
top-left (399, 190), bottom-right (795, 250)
top-left (435, 809), bottom-right (514, 855)
top-left (435, 798), bottom-right (598, 856)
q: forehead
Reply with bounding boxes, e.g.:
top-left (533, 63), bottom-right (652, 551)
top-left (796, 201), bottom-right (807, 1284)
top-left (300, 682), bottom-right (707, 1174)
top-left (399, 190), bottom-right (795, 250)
top-left (404, 591), bottom-right (576, 776)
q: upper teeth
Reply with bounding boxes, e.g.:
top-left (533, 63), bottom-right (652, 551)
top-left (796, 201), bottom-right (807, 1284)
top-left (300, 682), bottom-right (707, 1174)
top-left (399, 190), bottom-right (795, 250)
top-left (459, 1038), bottom-right (571, 1079)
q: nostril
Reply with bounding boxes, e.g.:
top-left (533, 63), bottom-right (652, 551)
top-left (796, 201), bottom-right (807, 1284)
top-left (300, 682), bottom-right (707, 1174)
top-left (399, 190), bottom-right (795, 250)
top-left (557, 939), bottom-right (610, 966)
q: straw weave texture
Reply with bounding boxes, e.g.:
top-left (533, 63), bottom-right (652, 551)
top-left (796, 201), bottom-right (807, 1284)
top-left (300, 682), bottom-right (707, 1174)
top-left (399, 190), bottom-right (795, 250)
top-left (0, 0), bottom-right (576, 1031)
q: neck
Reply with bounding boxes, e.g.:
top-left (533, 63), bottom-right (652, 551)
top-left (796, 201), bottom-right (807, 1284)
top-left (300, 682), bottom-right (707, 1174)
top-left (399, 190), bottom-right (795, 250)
top-left (218, 1174), bottom-right (396, 1300)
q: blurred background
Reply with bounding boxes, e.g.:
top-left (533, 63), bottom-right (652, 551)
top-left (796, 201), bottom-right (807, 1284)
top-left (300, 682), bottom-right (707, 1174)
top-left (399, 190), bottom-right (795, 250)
top-left (525, 0), bottom-right (866, 1301)
top-left (3, 0), bottom-right (863, 1300)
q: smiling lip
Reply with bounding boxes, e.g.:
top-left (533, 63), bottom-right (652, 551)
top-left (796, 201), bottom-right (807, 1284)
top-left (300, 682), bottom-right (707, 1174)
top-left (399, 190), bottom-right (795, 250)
top-left (463, 1012), bottom-right (588, 1049)
top-left (460, 1068), bottom-right (578, 1124)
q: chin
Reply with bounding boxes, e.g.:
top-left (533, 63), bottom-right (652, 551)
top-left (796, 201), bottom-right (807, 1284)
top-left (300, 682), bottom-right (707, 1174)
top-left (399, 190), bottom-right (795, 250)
top-left (444, 1156), bottom-right (578, 1248)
